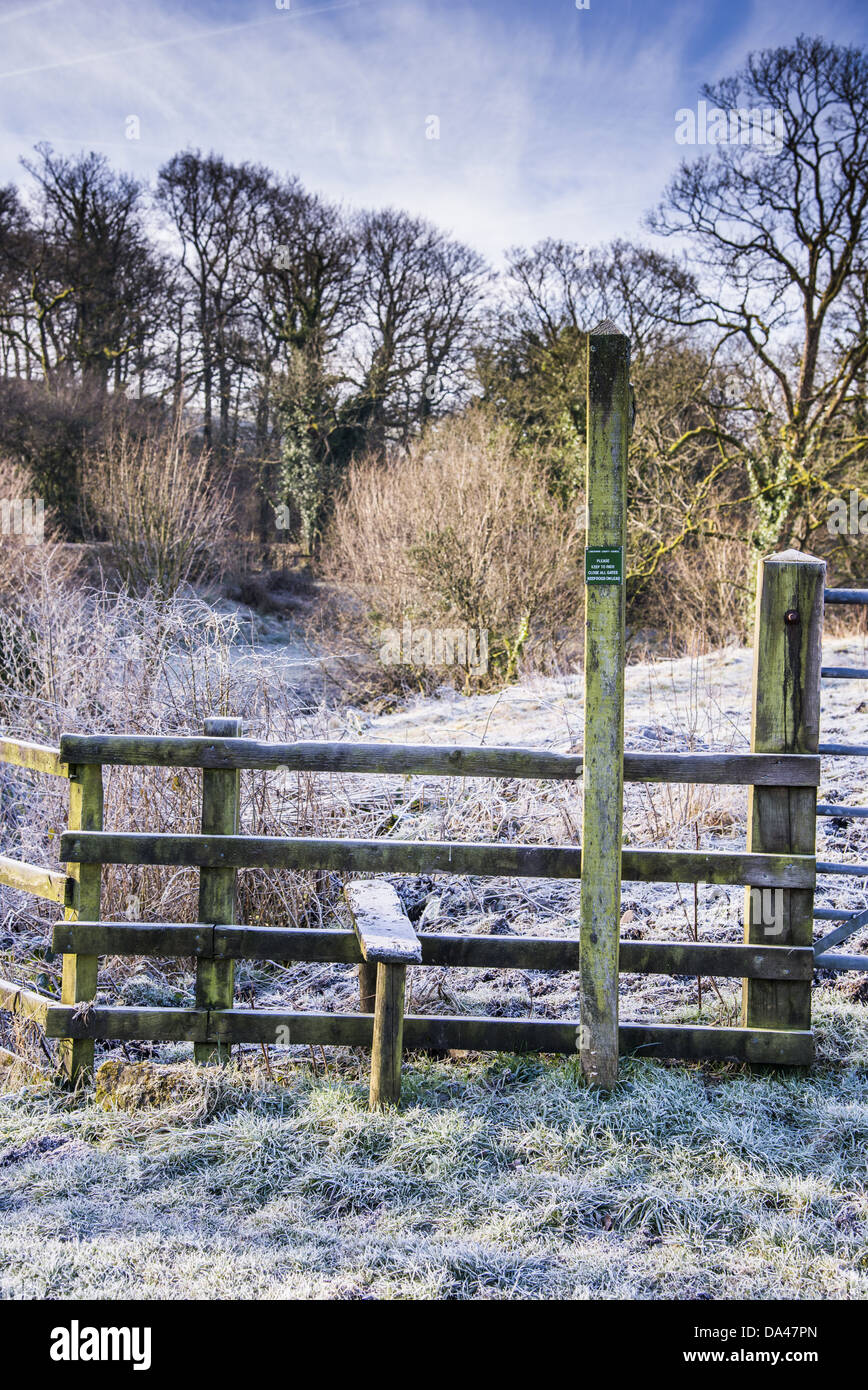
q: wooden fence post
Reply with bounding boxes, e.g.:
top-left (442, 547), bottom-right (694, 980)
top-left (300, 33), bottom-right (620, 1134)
top-left (579, 321), bottom-right (631, 1089)
top-left (195, 716), bottom-right (241, 1064)
top-left (369, 962), bottom-right (407, 1109)
top-left (60, 762), bottom-right (104, 1084)
top-left (358, 961), bottom-right (378, 1013)
top-left (743, 550), bottom-right (824, 1040)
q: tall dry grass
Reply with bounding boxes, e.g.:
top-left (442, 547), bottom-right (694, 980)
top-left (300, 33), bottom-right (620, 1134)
top-left (628, 531), bottom-right (755, 653)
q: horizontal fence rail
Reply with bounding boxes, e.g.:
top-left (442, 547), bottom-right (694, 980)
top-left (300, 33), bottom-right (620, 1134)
top-left (824, 588), bottom-right (868, 604)
top-left (816, 804), bottom-right (868, 818)
top-left (817, 860), bottom-right (868, 878)
top-left (59, 831), bottom-right (816, 889)
top-left (0, 976), bottom-right (53, 1025)
top-left (821, 667), bottom-right (868, 680)
top-left (0, 738), bottom-right (68, 778)
top-left (57, 735), bottom-right (820, 786)
top-left (51, 921), bottom-right (816, 981)
top-left (0, 855), bottom-right (71, 905)
top-left (31, 999), bottom-right (812, 1065)
top-left (818, 744), bottom-right (868, 757)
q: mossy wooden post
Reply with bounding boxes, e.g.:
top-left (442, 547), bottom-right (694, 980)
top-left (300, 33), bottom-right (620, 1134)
top-left (369, 963), bottom-right (406, 1109)
top-left (358, 962), bottom-right (377, 1013)
top-left (743, 552), bottom-right (823, 1040)
top-left (579, 321), bottom-right (630, 1089)
top-left (60, 763), bottom-right (104, 1083)
top-left (195, 717), bottom-right (241, 1064)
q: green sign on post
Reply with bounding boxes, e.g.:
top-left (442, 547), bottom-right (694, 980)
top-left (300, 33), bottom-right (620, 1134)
top-left (585, 547), bottom-right (624, 584)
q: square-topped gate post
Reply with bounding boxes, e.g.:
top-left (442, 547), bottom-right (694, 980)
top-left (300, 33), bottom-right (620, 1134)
top-left (743, 550), bottom-right (824, 1041)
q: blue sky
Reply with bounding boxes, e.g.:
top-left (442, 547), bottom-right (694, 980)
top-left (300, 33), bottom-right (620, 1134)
top-left (1, 0), bottom-right (867, 261)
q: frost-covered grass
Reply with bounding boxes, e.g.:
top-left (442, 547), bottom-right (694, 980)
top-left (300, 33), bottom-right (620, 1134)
top-left (2, 624), bottom-right (868, 1299)
top-left (1, 992), bottom-right (866, 1301)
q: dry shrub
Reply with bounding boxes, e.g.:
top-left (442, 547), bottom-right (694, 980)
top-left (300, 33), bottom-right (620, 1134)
top-left (0, 555), bottom-right (358, 1041)
top-left (82, 411), bottom-right (233, 597)
top-left (0, 458), bottom-right (80, 606)
top-left (322, 409), bottom-right (582, 686)
top-left (632, 530), bottom-right (754, 651)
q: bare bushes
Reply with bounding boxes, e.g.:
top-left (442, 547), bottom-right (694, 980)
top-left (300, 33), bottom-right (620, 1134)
top-left (322, 410), bottom-right (582, 687)
top-left (82, 411), bottom-right (233, 598)
top-left (0, 458), bottom-right (80, 606)
top-left (631, 529), bottom-right (755, 652)
top-left (0, 573), bottom-right (357, 1020)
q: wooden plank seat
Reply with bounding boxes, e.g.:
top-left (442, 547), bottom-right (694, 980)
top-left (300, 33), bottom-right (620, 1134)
top-left (344, 881), bottom-right (421, 1109)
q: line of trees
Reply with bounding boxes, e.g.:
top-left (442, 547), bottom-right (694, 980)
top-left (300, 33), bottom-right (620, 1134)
top-left (0, 34), bottom-right (866, 576)
top-left (0, 144), bottom-right (490, 546)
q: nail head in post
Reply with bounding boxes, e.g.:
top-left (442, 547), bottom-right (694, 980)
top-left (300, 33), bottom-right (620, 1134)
top-left (785, 609), bottom-right (800, 625)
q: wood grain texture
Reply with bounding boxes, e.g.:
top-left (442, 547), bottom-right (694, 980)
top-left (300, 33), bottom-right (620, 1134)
top-left (194, 717), bottom-right (241, 1064)
top-left (60, 761), bottom-right (103, 1082)
top-left (0, 855), bottom-right (70, 904)
top-left (41, 1000), bottom-right (812, 1064)
top-left (0, 975), bottom-right (54, 1024)
top-left (210, 1010), bottom-right (813, 1064)
top-left (45, 1005), bottom-right (209, 1041)
top-left (369, 962), bottom-right (406, 1109)
top-left (0, 737), bottom-right (67, 777)
top-left (58, 734), bottom-right (818, 786)
top-left (345, 880), bottom-right (421, 962)
top-left (358, 961), bottom-right (378, 1013)
top-left (58, 832), bottom-right (815, 887)
top-left (49, 921), bottom-right (813, 980)
top-left (743, 551), bottom-right (824, 1036)
top-left (53, 922), bottom-right (214, 956)
top-left (624, 752), bottom-right (819, 786)
top-left (579, 326), bottom-right (630, 1089)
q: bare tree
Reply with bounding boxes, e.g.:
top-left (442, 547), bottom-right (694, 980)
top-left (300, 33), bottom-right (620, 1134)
top-left (477, 237), bottom-right (699, 498)
top-left (264, 203), bottom-right (489, 549)
top-left (157, 151), bottom-right (271, 450)
top-left (647, 35), bottom-right (868, 549)
top-left (17, 145), bottom-right (165, 392)
top-left (351, 208), bottom-right (490, 453)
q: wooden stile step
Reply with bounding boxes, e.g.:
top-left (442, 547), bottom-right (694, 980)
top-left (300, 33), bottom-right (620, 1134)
top-left (344, 881), bottom-right (422, 964)
top-left (344, 881), bottom-right (421, 1109)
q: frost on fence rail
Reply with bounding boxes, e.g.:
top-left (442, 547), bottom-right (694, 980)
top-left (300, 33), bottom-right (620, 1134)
top-left (0, 736), bottom-right (68, 778)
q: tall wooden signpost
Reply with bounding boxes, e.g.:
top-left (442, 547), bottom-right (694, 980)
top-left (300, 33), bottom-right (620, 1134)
top-left (579, 322), bottom-right (631, 1089)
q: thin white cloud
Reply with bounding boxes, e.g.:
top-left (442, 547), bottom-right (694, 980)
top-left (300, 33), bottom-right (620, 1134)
top-left (0, 0), bottom-right (865, 263)
top-left (0, 0), bottom-right (360, 79)
top-left (0, 0), bottom-right (62, 25)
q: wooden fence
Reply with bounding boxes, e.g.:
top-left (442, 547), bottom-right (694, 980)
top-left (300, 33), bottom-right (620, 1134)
top-left (0, 327), bottom-right (829, 1102)
top-left (0, 694), bottom-right (821, 1100)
